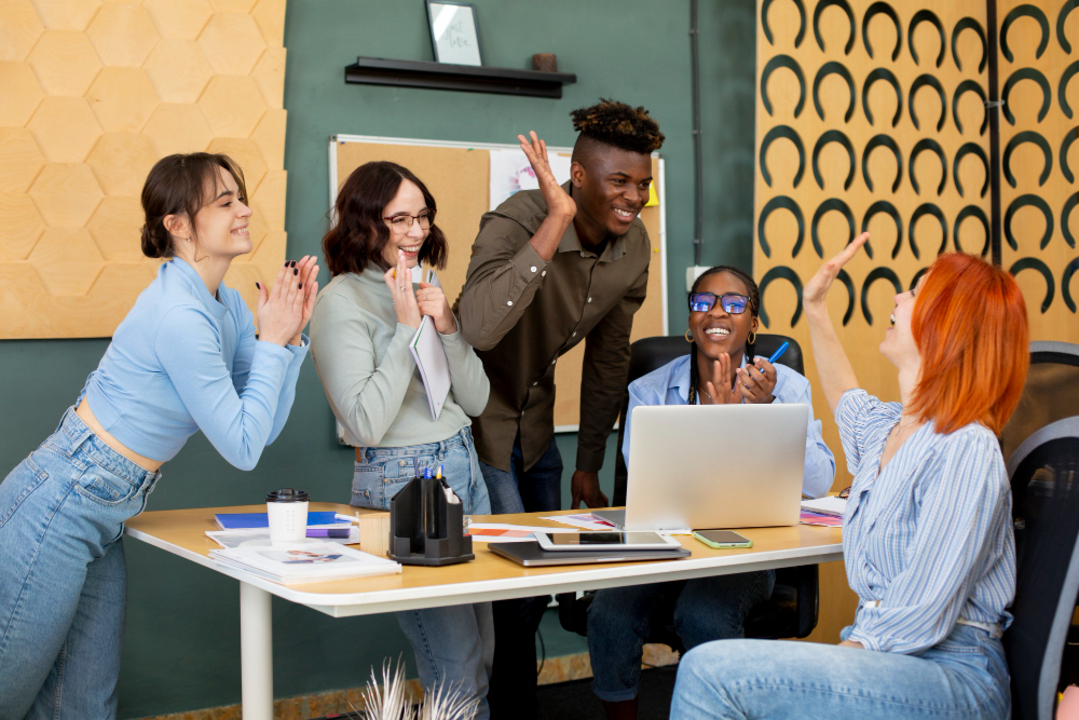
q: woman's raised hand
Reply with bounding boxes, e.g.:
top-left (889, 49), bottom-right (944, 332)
top-left (519, 131), bottom-right (575, 221)
top-left (416, 281), bottom-right (457, 334)
top-left (383, 251), bottom-right (422, 329)
top-left (257, 255), bottom-right (319, 346)
top-left (804, 232), bottom-right (869, 307)
top-left (698, 353), bottom-right (742, 405)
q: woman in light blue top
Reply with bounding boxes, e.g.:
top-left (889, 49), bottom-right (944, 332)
top-left (588, 266), bottom-right (835, 719)
top-left (311, 161), bottom-right (493, 719)
top-left (0, 153), bottom-right (318, 720)
top-left (670, 236), bottom-right (1029, 720)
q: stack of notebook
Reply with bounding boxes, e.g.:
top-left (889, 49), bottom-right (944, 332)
top-left (209, 543), bottom-right (400, 585)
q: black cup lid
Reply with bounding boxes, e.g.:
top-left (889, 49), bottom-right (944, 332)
top-left (266, 488), bottom-right (309, 502)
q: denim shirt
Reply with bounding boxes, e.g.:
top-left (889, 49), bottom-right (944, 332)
top-left (622, 354), bottom-right (835, 499)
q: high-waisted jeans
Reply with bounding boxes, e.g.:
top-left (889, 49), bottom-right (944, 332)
top-left (670, 623), bottom-right (1010, 720)
top-left (353, 427), bottom-right (494, 720)
top-left (0, 408), bottom-right (160, 720)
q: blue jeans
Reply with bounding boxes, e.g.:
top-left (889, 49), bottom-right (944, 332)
top-left (0, 408), bottom-right (160, 720)
top-left (588, 570), bottom-right (775, 702)
top-left (352, 427), bottom-right (493, 720)
top-left (479, 434), bottom-right (562, 515)
top-left (670, 623), bottom-right (1010, 720)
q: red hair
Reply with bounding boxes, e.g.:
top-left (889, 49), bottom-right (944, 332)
top-left (907, 253), bottom-right (1029, 435)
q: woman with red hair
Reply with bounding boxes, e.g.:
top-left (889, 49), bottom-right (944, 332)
top-left (670, 233), bottom-right (1028, 720)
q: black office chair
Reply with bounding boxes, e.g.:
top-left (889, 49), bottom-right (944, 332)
top-left (557, 333), bottom-right (819, 648)
top-left (1000, 341), bottom-right (1079, 464)
top-left (1004, 416), bottom-right (1079, 720)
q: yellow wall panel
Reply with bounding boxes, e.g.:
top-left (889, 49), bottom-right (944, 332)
top-left (144, 0), bottom-right (213, 41)
top-left (0, 61), bottom-right (45, 126)
top-left (86, 68), bottom-right (161, 133)
top-left (26, 96), bottom-right (103, 162)
top-left (0, 192), bottom-right (46, 261)
top-left (142, 39), bottom-right (215, 104)
top-left (86, 3), bottom-right (159, 68)
top-left (27, 30), bottom-right (101, 95)
top-left (0, 0), bottom-right (46, 62)
top-left (29, 0), bottom-right (100, 31)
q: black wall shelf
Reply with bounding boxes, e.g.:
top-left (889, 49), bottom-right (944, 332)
top-left (344, 57), bottom-right (577, 98)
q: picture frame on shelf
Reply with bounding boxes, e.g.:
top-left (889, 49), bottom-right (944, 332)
top-left (426, 0), bottom-right (483, 66)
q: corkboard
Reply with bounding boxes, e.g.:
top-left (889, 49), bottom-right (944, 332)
top-left (0, 0), bottom-right (289, 338)
top-left (332, 136), bottom-right (668, 430)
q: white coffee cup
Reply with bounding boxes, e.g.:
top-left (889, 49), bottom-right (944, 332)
top-left (265, 488), bottom-right (309, 545)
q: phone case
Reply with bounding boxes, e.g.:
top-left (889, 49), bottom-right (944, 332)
top-left (692, 531), bottom-right (752, 549)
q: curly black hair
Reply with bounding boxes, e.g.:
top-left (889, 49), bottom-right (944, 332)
top-left (569, 98), bottom-right (664, 155)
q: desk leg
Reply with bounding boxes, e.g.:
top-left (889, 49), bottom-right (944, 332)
top-left (240, 582), bottom-right (274, 720)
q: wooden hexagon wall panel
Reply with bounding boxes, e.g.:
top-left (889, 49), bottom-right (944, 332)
top-left (0, 0), bottom-right (287, 338)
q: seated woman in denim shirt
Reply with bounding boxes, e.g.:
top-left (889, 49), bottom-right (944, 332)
top-left (0, 153), bottom-right (316, 720)
top-left (310, 161), bottom-right (493, 719)
top-left (587, 265), bottom-right (835, 719)
top-left (671, 237), bottom-right (1029, 720)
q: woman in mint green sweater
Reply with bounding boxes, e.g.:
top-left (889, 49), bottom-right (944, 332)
top-left (310, 161), bottom-right (492, 719)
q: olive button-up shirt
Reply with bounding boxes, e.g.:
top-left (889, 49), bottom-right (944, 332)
top-left (456, 183), bottom-right (650, 473)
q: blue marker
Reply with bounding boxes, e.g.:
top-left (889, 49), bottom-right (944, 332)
top-left (752, 341), bottom-right (788, 374)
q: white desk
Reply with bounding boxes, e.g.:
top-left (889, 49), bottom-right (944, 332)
top-left (125, 502), bottom-right (843, 720)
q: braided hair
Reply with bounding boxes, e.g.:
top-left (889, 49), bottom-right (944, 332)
top-left (569, 98), bottom-right (665, 159)
top-left (686, 266), bottom-right (761, 405)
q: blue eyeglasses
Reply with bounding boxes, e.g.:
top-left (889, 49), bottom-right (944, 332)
top-left (688, 292), bottom-right (750, 314)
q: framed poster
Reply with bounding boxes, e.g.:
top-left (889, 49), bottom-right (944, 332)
top-left (426, 1), bottom-right (483, 66)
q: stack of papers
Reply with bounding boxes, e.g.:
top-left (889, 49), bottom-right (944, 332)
top-left (209, 542), bottom-right (401, 585)
top-left (799, 496), bottom-right (847, 517)
top-left (206, 527), bottom-right (358, 548)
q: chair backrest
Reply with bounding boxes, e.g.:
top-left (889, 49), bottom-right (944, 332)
top-left (612, 334), bottom-right (803, 506)
top-left (1004, 416), bottom-right (1079, 720)
top-left (1001, 342), bottom-right (1079, 464)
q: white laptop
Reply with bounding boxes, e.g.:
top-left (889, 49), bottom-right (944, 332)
top-left (596, 404), bottom-right (809, 532)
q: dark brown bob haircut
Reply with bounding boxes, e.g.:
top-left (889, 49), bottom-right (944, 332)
top-left (322, 161), bottom-right (448, 277)
top-left (140, 152), bottom-right (247, 259)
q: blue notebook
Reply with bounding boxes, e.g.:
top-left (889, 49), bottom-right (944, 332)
top-left (214, 511), bottom-right (342, 530)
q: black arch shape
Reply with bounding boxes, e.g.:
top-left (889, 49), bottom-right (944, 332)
top-left (1064, 257), bottom-right (1079, 312)
top-left (909, 9), bottom-right (945, 68)
top-left (863, 2), bottom-right (901, 61)
top-left (761, 0), bottom-right (807, 48)
top-left (758, 266), bottom-right (804, 328)
top-left (813, 130), bottom-right (856, 190)
top-left (813, 62), bottom-right (856, 122)
top-left (862, 68), bottom-right (903, 127)
top-left (1003, 131), bottom-right (1053, 188)
top-left (861, 200), bottom-right (902, 260)
top-left (813, 0), bottom-right (855, 55)
top-left (757, 196), bottom-right (805, 259)
top-left (909, 138), bottom-right (947, 196)
top-left (835, 269), bottom-right (856, 325)
top-left (1061, 128), bottom-right (1078, 184)
top-left (1063, 194), bottom-right (1077, 249)
top-left (951, 17), bottom-right (987, 74)
top-left (1009, 257), bottom-right (1055, 313)
top-left (910, 267), bottom-right (930, 291)
top-left (953, 80), bottom-right (988, 136)
top-left (1061, 61), bottom-right (1079, 119)
top-left (953, 143), bottom-right (989, 198)
top-left (811, 198), bottom-right (855, 259)
top-left (909, 74), bottom-right (947, 132)
top-left (862, 134), bottom-right (903, 193)
top-left (861, 267), bottom-right (902, 325)
top-left (1004, 194), bottom-right (1055, 250)
top-left (1001, 4), bottom-right (1050, 62)
top-left (1002, 68), bottom-right (1051, 125)
top-left (761, 55), bottom-right (806, 118)
top-left (759, 125), bottom-right (805, 188)
top-left (909, 203), bottom-right (948, 259)
top-left (954, 205), bottom-right (991, 256)
top-left (1061, 0), bottom-right (1078, 54)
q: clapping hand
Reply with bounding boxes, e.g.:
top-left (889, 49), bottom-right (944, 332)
top-left (697, 353), bottom-right (742, 405)
top-left (383, 251), bottom-right (422, 329)
top-left (518, 131), bottom-right (575, 221)
top-left (256, 255), bottom-right (319, 346)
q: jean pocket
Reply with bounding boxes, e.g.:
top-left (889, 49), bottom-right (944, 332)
top-left (73, 463), bottom-right (139, 507)
top-left (0, 456), bottom-right (50, 528)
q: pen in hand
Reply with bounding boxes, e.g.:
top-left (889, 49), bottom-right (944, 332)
top-left (761, 341), bottom-right (788, 368)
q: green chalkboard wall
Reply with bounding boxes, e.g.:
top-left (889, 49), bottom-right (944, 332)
top-left (0, 1), bottom-right (756, 716)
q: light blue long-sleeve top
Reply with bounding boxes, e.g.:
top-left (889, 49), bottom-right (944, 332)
top-left (837, 388), bottom-right (1016, 654)
top-left (79, 257), bottom-right (308, 470)
top-left (622, 353), bottom-right (835, 499)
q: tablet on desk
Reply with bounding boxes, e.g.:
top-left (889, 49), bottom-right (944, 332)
top-left (533, 530), bottom-right (680, 552)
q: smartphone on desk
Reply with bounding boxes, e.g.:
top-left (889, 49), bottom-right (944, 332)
top-left (693, 530), bottom-right (752, 549)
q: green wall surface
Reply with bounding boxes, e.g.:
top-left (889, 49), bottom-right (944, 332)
top-left (0, 1), bottom-right (756, 716)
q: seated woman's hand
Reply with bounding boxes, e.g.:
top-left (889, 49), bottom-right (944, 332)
top-left (416, 282), bottom-right (458, 334)
top-left (736, 359), bottom-right (776, 404)
top-left (698, 352), bottom-right (742, 405)
top-left (257, 256), bottom-right (316, 346)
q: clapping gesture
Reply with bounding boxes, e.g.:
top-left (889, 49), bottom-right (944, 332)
top-left (257, 255), bottom-right (319, 346)
top-left (697, 353), bottom-right (742, 405)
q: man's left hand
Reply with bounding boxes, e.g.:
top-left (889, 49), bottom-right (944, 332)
top-left (571, 470), bottom-right (609, 509)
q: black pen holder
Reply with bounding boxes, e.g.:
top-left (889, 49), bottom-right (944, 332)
top-left (388, 475), bottom-right (474, 566)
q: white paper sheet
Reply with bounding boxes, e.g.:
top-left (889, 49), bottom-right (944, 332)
top-left (466, 523), bottom-right (569, 543)
top-left (538, 513), bottom-right (619, 531)
top-left (800, 496), bottom-right (847, 517)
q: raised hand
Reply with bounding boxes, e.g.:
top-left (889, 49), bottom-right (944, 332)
top-left (519, 131), bottom-right (575, 221)
top-left (804, 231), bottom-right (868, 307)
top-left (383, 251), bottom-right (422, 329)
top-left (257, 256), bottom-right (314, 346)
top-left (736, 359), bottom-right (777, 404)
top-left (698, 353), bottom-right (742, 405)
top-left (416, 281), bottom-right (457, 334)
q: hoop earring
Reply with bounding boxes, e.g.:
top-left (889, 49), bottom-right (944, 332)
top-left (747, 331), bottom-right (756, 344)
top-left (685, 329), bottom-right (693, 342)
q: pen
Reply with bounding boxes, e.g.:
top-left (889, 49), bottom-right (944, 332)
top-left (306, 528), bottom-right (351, 538)
top-left (436, 464), bottom-right (443, 479)
top-left (334, 513), bottom-right (361, 524)
top-left (765, 341), bottom-right (789, 365)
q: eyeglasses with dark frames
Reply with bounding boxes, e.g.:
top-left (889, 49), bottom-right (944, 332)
top-left (688, 292), bottom-right (751, 314)
top-left (384, 211), bottom-right (433, 233)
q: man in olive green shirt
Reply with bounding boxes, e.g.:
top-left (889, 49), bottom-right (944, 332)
top-left (457, 99), bottom-right (664, 718)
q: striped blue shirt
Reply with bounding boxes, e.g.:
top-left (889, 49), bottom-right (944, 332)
top-left (838, 389), bottom-right (1016, 654)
